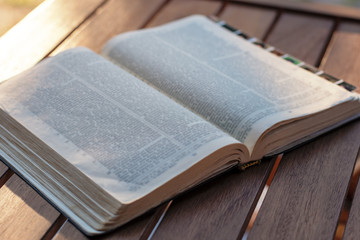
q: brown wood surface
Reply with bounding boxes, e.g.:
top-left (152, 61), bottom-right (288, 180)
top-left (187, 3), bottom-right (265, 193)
top-left (53, 221), bottom-right (88, 240)
top-left (146, 0), bottom-right (222, 28)
top-left (0, 0), bottom-right (106, 82)
top-left (343, 155), bottom-right (360, 240)
top-left (321, 21), bottom-right (360, 89)
top-left (151, 161), bottom-right (274, 240)
top-left (1, 0), bottom-right (360, 239)
top-left (266, 12), bottom-right (334, 66)
top-left (231, 0), bottom-right (360, 21)
top-left (248, 121), bottom-right (360, 240)
top-left (52, 0), bottom-right (166, 54)
top-left (0, 174), bottom-right (60, 239)
top-left (219, 3), bottom-right (277, 39)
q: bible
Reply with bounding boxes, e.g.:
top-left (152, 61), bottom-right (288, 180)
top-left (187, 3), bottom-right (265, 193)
top-left (0, 15), bottom-right (359, 235)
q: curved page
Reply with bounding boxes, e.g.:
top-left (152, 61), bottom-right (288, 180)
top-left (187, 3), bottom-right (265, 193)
top-left (103, 15), bottom-right (358, 154)
top-left (0, 48), bottom-right (239, 203)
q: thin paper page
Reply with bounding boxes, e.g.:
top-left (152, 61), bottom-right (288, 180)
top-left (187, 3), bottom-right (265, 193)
top-left (103, 15), bottom-right (357, 153)
top-left (0, 47), bottom-right (238, 202)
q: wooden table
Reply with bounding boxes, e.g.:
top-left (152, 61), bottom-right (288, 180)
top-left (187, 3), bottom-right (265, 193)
top-left (0, 0), bottom-right (360, 239)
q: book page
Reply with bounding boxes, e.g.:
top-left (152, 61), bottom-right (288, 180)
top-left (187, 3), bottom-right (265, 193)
top-left (103, 15), bottom-right (358, 153)
top-left (0, 47), bottom-right (239, 203)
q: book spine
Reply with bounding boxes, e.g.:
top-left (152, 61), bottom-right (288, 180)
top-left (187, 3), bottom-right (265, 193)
top-left (209, 16), bottom-right (356, 92)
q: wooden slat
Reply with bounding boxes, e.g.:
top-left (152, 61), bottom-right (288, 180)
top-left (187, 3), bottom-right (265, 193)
top-left (0, 174), bottom-right (60, 239)
top-left (146, 0), bottom-right (222, 28)
top-left (343, 161), bottom-right (360, 240)
top-left (51, 0), bottom-right (166, 54)
top-left (231, 0), bottom-right (360, 21)
top-left (219, 3), bottom-right (277, 39)
top-left (320, 21), bottom-right (360, 89)
top-left (248, 121), bottom-right (360, 240)
top-left (53, 221), bottom-right (88, 240)
top-left (266, 12), bottom-right (334, 66)
top-left (0, 0), bottom-right (107, 82)
top-left (151, 160), bottom-right (274, 240)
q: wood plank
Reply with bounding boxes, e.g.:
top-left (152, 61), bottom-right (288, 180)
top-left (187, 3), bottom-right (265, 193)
top-left (53, 221), bottom-right (88, 240)
top-left (231, 0), bottom-right (360, 21)
top-left (52, 0), bottom-right (166, 54)
top-left (343, 160), bottom-right (360, 240)
top-left (320, 21), bottom-right (360, 89)
top-left (0, 174), bottom-right (60, 239)
top-left (146, 0), bottom-right (222, 28)
top-left (266, 12), bottom-right (334, 66)
top-left (248, 120), bottom-right (360, 240)
top-left (219, 3), bottom-right (277, 39)
top-left (0, 0), bottom-right (107, 82)
top-left (151, 160), bottom-right (274, 240)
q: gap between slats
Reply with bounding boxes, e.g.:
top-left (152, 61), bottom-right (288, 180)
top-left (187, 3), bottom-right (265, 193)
top-left (41, 214), bottom-right (67, 240)
top-left (314, 18), bottom-right (339, 68)
top-left (334, 149), bottom-right (360, 240)
top-left (262, 9), bottom-right (282, 42)
top-left (139, 201), bottom-right (173, 240)
top-left (43, 0), bottom-right (110, 59)
top-left (0, 168), bottom-right (14, 189)
top-left (241, 154), bottom-right (283, 240)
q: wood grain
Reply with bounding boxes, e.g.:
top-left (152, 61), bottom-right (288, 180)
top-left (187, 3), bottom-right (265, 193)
top-left (151, 160), bottom-right (274, 240)
top-left (266, 12), bottom-right (334, 66)
top-left (343, 160), bottom-right (360, 240)
top-left (51, 0), bottom-right (166, 54)
top-left (248, 120), bottom-right (360, 240)
top-left (0, 174), bottom-right (60, 239)
top-left (231, 0), bottom-right (360, 21)
top-left (320, 21), bottom-right (360, 88)
top-left (0, 0), bottom-right (106, 82)
top-left (219, 3), bottom-right (277, 39)
top-left (146, 0), bottom-right (222, 28)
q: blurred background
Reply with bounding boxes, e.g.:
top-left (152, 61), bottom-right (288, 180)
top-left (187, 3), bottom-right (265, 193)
top-left (1, 0), bottom-right (360, 37)
top-left (0, 0), bottom-right (44, 36)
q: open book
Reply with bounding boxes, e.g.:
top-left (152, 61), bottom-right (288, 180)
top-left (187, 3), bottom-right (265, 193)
top-left (0, 15), bottom-right (359, 235)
